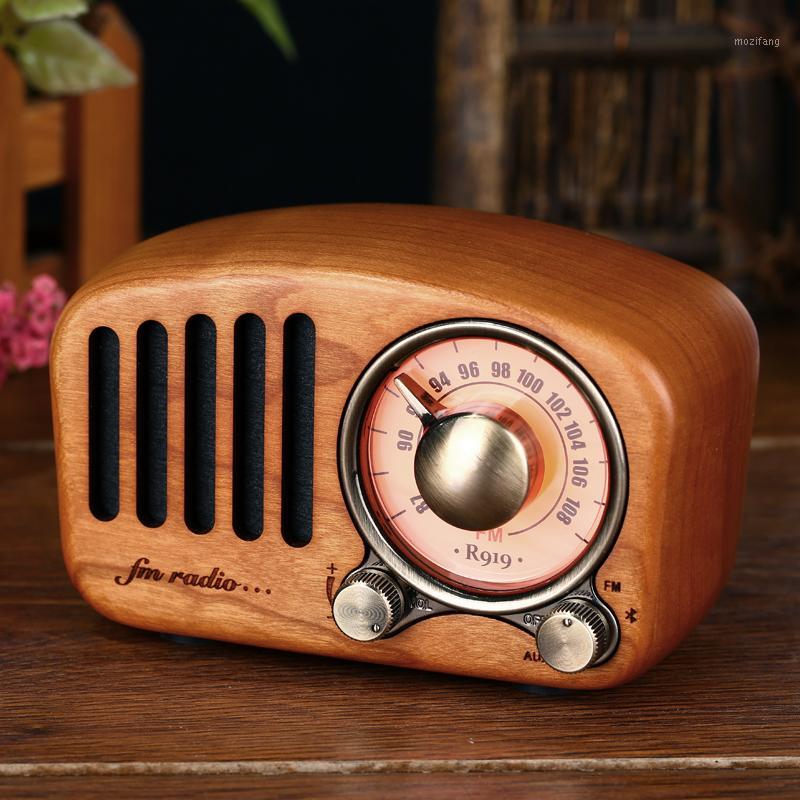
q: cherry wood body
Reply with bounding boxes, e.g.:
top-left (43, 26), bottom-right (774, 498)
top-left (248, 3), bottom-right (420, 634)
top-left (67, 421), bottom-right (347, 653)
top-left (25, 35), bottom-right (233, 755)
top-left (50, 204), bottom-right (758, 688)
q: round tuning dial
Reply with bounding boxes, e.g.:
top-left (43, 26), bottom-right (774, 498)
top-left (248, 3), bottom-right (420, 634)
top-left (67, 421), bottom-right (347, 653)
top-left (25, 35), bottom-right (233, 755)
top-left (332, 569), bottom-right (405, 642)
top-left (535, 599), bottom-right (611, 673)
top-left (340, 320), bottom-right (627, 605)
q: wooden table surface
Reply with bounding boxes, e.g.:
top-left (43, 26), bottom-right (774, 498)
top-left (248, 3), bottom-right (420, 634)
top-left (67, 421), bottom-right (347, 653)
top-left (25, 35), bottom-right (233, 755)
top-left (0, 319), bottom-right (798, 799)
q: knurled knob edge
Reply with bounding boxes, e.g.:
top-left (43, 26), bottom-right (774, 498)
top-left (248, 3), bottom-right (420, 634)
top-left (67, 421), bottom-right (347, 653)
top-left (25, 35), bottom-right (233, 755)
top-left (344, 568), bottom-right (405, 633)
top-left (549, 598), bottom-right (610, 661)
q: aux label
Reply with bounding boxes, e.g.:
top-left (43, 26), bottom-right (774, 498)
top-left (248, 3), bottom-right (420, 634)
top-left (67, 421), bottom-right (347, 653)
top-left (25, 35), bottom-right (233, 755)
top-left (523, 651), bottom-right (543, 662)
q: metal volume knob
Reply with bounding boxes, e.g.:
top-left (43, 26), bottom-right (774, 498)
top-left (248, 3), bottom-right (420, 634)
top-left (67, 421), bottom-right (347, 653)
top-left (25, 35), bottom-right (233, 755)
top-left (332, 569), bottom-right (405, 642)
top-left (536, 599), bottom-right (611, 673)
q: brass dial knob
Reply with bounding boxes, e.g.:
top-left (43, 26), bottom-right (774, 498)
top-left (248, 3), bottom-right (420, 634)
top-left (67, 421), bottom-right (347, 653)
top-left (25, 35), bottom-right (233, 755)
top-left (332, 569), bottom-right (405, 642)
top-left (414, 413), bottom-right (530, 531)
top-left (392, 373), bottom-right (534, 532)
top-left (536, 599), bottom-right (611, 673)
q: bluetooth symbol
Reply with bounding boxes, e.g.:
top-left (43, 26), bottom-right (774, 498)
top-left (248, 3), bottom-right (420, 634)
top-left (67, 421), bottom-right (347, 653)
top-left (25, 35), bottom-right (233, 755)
top-left (625, 607), bottom-right (638, 624)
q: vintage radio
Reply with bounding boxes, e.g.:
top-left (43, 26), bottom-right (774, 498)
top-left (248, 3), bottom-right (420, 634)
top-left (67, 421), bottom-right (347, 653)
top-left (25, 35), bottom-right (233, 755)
top-left (51, 205), bottom-right (758, 688)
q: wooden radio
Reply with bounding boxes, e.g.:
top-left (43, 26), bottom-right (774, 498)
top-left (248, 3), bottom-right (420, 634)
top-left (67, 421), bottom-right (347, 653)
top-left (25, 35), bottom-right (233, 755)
top-left (51, 204), bottom-right (758, 689)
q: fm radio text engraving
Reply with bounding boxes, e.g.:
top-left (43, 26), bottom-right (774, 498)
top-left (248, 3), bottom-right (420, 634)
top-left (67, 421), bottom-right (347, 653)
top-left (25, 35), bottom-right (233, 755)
top-left (114, 557), bottom-right (271, 596)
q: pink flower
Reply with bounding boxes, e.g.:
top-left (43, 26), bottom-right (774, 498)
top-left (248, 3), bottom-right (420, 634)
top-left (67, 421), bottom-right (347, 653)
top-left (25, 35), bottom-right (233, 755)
top-left (24, 274), bottom-right (66, 316)
top-left (27, 311), bottom-right (53, 338)
top-left (0, 285), bottom-right (16, 322)
top-left (0, 274), bottom-right (66, 387)
top-left (10, 331), bottom-right (49, 371)
top-left (31, 274), bottom-right (57, 294)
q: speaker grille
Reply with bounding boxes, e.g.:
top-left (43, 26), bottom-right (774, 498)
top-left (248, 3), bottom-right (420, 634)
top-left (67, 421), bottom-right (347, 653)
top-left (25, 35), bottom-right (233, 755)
top-left (136, 321), bottom-right (168, 528)
top-left (281, 313), bottom-right (316, 547)
top-left (86, 311), bottom-right (316, 543)
top-left (88, 326), bottom-right (120, 522)
top-left (184, 314), bottom-right (216, 534)
top-left (232, 313), bottom-right (266, 541)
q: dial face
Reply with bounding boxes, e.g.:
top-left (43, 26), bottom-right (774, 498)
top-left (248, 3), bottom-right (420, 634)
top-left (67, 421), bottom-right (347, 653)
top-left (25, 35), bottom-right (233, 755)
top-left (356, 331), bottom-right (614, 596)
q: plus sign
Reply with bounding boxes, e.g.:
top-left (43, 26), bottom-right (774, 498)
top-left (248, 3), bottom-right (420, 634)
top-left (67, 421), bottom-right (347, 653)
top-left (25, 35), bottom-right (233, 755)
top-left (327, 563), bottom-right (337, 575)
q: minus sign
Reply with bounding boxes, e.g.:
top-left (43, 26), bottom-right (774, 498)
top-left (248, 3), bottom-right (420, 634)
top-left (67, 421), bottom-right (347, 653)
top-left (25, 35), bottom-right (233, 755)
top-left (384, 385), bottom-right (399, 398)
top-left (414, 356), bottom-right (425, 369)
top-left (370, 427), bottom-right (388, 434)
top-left (372, 471), bottom-right (389, 477)
top-left (390, 510), bottom-right (406, 520)
top-left (574, 533), bottom-right (590, 543)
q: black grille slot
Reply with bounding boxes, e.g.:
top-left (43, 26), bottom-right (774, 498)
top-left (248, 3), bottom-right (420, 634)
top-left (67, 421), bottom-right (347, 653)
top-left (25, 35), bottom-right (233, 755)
top-left (184, 315), bottom-right (216, 534)
top-left (232, 313), bottom-right (266, 541)
top-left (136, 321), bottom-right (168, 527)
top-left (88, 326), bottom-right (119, 521)
top-left (281, 313), bottom-right (316, 547)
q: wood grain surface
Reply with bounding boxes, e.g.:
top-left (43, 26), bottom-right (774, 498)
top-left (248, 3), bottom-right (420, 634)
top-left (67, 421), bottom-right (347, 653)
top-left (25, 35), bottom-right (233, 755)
top-left (23, 100), bottom-right (65, 191)
top-left (0, 4), bottom-right (140, 293)
top-left (435, 0), bottom-right (512, 212)
top-left (0, 48), bottom-right (25, 290)
top-left (0, 319), bottom-right (797, 797)
top-left (50, 205), bottom-right (758, 690)
top-left (0, 769), bottom-right (799, 800)
top-left (65, 3), bottom-right (141, 286)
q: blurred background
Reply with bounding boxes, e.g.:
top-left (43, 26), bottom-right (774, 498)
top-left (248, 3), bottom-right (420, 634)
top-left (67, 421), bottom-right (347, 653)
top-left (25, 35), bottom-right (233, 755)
top-left (1, 0), bottom-right (798, 435)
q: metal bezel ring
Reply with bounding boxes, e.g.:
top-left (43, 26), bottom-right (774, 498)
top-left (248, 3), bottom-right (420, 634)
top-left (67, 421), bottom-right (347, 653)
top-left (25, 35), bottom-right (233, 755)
top-left (337, 318), bottom-right (629, 616)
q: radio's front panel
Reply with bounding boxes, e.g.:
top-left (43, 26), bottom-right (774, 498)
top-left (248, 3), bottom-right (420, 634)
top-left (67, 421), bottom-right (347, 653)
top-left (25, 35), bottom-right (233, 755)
top-left (52, 205), bottom-right (758, 689)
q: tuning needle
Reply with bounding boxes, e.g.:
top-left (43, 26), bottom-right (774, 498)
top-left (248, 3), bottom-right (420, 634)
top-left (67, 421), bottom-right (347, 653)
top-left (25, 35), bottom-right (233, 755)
top-left (393, 373), bottom-right (446, 427)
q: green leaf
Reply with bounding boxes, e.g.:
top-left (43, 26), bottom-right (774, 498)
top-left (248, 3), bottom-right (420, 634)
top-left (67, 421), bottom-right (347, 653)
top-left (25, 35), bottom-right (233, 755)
top-left (238, 0), bottom-right (296, 61)
top-left (11, 0), bottom-right (88, 22)
top-left (16, 19), bottom-right (135, 95)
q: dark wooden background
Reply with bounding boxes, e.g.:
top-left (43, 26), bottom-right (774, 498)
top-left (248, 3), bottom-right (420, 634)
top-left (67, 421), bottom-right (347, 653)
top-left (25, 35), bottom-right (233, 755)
top-left (0, 319), bottom-right (797, 796)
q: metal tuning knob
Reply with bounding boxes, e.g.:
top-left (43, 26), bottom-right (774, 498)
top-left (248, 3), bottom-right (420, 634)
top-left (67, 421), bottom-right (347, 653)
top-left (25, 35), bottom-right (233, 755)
top-left (393, 372), bottom-right (532, 531)
top-left (332, 569), bottom-right (405, 642)
top-left (536, 599), bottom-right (611, 673)
top-left (414, 413), bottom-right (530, 531)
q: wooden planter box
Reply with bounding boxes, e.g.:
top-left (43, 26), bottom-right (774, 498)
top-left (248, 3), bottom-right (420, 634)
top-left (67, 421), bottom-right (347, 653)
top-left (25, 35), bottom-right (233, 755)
top-left (0, 3), bottom-right (140, 441)
top-left (0, 2), bottom-right (141, 294)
